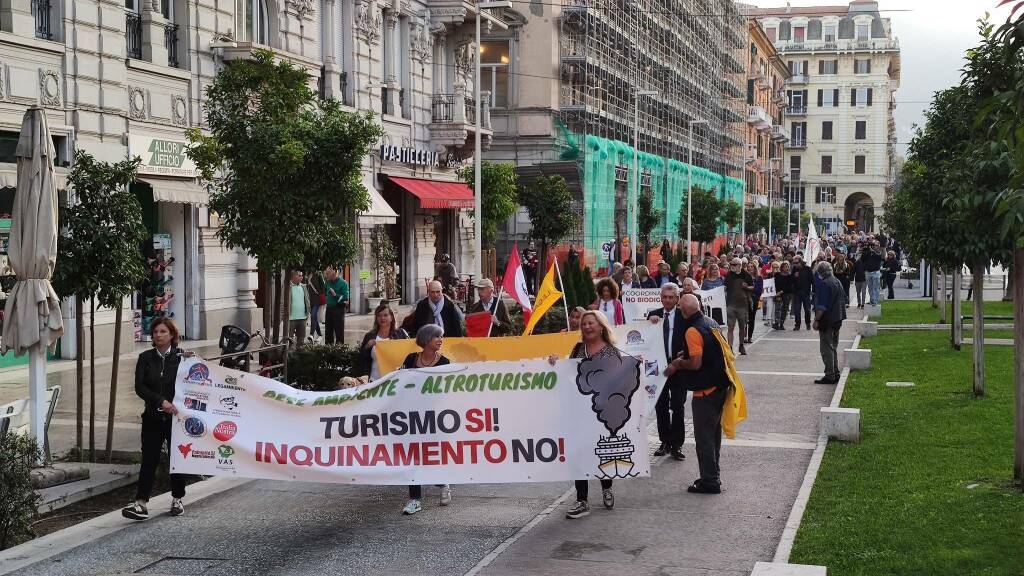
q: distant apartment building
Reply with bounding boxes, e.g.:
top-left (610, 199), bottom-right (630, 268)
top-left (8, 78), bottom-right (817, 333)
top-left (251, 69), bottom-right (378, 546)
top-left (753, 0), bottom-right (901, 233)
top-left (744, 17), bottom-right (790, 222)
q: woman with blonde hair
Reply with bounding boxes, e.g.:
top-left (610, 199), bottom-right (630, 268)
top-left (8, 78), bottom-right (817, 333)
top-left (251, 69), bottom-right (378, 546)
top-left (548, 310), bottom-right (621, 518)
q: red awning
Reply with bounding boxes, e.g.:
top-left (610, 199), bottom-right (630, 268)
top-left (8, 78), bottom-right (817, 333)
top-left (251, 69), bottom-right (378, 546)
top-left (388, 176), bottom-right (475, 209)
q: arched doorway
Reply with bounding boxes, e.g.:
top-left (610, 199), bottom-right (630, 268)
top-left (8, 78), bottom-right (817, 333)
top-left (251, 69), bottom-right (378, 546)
top-left (844, 192), bottom-right (874, 233)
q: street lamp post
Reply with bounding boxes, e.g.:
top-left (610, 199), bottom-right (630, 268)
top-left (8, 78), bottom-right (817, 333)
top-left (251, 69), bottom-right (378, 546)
top-left (474, 1), bottom-right (510, 279)
top-left (632, 90), bottom-right (657, 264)
top-left (686, 119), bottom-right (708, 262)
top-left (768, 157), bottom-right (781, 244)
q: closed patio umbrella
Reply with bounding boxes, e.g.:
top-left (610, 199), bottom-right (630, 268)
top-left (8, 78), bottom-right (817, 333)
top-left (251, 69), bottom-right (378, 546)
top-left (3, 106), bottom-right (64, 448)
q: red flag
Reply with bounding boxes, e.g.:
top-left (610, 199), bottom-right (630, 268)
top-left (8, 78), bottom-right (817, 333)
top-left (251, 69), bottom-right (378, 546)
top-left (502, 242), bottom-right (532, 324)
top-left (465, 311), bottom-right (492, 338)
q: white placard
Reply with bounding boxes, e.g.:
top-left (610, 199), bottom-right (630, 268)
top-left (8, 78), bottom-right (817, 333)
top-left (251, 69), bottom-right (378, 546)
top-left (170, 357), bottom-right (650, 485)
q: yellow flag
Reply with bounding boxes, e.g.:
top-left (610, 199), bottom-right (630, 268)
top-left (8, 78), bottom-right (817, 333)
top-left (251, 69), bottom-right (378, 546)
top-left (523, 262), bottom-right (564, 336)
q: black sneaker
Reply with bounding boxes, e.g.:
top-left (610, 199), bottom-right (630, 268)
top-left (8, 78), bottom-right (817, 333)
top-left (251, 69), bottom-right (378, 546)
top-left (687, 481), bottom-right (721, 494)
top-left (814, 376), bottom-right (831, 384)
top-left (739, 346), bottom-right (747, 356)
top-left (565, 500), bottom-right (591, 519)
top-left (653, 442), bottom-right (670, 457)
top-left (169, 498), bottom-right (184, 517)
top-left (671, 448), bottom-right (686, 461)
top-left (121, 502), bottom-right (149, 521)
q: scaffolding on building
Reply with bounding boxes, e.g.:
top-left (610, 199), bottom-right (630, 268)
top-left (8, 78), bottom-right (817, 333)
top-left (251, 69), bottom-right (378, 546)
top-left (555, 0), bottom-right (748, 264)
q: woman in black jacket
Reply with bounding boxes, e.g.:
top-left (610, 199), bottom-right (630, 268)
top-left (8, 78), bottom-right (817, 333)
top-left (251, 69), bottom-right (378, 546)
top-left (773, 261), bottom-right (794, 330)
top-left (356, 303), bottom-right (409, 379)
top-left (883, 251), bottom-right (901, 300)
top-left (122, 317), bottom-right (191, 521)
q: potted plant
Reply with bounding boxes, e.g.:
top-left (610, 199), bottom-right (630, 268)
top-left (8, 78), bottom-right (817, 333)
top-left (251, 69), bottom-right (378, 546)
top-left (369, 225), bottom-right (399, 310)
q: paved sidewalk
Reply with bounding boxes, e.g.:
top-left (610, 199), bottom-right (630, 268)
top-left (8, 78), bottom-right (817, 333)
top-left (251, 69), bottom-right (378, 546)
top-left (6, 309), bottom-right (859, 576)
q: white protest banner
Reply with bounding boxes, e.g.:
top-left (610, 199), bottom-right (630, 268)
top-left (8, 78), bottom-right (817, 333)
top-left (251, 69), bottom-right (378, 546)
top-left (699, 285), bottom-right (728, 327)
top-left (621, 289), bottom-right (663, 324)
top-left (612, 323), bottom-right (667, 417)
top-left (622, 287), bottom-right (729, 330)
top-left (762, 278), bottom-right (777, 298)
top-left (170, 358), bottom-right (649, 485)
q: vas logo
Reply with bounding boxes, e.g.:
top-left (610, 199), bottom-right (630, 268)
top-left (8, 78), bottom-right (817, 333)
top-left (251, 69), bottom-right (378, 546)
top-left (147, 139), bottom-right (188, 168)
top-left (217, 444), bottom-right (235, 466)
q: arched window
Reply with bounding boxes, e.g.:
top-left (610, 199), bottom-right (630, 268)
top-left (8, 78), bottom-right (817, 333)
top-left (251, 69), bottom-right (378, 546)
top-left (237, 0), bottom-right (269, 44)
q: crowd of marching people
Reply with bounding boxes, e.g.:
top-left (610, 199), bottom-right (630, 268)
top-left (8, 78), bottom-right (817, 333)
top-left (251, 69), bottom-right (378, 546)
top-left (124, 230), bottom-right (900, 523)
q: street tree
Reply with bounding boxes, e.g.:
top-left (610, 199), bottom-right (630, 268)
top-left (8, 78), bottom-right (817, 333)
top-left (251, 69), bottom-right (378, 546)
top-left (519, 175), bottom-right (579, 271)
top-left (883, 75), bottom-right (1013, 397)
top-left (677, 186), bottom-right (721, 256)
top-left (637, 187), bottom-right (664, 262)
top-left (719, 200), bottom-right (742, 242)
top-left (975, 2), bottom-right (1024, 486)
top-left (187, 49), bottom-right (382, 341)
top-left (53, 151), bottom-right (147, 462)
top-left (458, 161), bottom-right (519, 249)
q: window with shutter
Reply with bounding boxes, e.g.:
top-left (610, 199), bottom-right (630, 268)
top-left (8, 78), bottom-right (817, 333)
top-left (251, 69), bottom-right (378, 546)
top-left (817, 89), bottom-right (823, 107)
top-left (851, 88), bottom-right (857, 106)
top-left (856, 121), bottom-right (866, 140)
top-left (855, 155), bottom-right (866, 174)
top-left (867, 88), bottom-right (873, 106)
top-left (832, 89), bottom-right (839, 107)
top-left (822, 121), bottom-right (833, 140)
top-left (821, 156), bottom-right (832, 174)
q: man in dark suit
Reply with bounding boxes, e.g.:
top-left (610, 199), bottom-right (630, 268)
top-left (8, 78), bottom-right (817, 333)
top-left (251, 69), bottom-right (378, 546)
top-left (412, 280), bottom-right (465, 337)
top-left (647, 282), bottom-right (686, 461)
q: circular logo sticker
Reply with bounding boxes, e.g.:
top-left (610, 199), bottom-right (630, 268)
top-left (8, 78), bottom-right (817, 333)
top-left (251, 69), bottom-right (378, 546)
top-left (182, 416), bottom-right (206, 438)
top-left (213, 421), bottom-right (237, 442)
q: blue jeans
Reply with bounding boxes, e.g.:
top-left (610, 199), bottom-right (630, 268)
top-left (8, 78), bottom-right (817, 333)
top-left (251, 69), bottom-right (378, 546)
top-left (867, 271), bottom-right (881, 305)
top-left (310, 303), bottom-right (322, 337)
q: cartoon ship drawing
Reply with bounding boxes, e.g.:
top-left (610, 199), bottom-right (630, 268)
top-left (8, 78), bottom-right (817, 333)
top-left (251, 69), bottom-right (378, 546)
top-left (595, 434), bottom-right (637, 478)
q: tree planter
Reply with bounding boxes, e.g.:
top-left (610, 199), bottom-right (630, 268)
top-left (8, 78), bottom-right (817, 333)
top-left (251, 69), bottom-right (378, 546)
top-left (367, 296), bottom-right (384, 310)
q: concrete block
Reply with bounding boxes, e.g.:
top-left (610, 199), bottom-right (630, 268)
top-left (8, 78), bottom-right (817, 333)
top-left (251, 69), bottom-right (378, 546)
top-left (856, 320), bottom-right (878, 337)
top-left (886, 381), bottom-right (914, 388)
top-left (751, 562), bottom-right (827, 576)
top-left (844, 348), bottom-right (871, 370)
top-left (865, 304), bottom-right (882, 318)
top-left (820, 407), bottom-right (860, 443)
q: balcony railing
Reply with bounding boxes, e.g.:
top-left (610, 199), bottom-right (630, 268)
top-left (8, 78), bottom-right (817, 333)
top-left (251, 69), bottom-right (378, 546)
top-left (790, 139), bottom-right (807, 149)
top-left (432, 94), bottom-right (455, 123)
top-left (789, 74), bottom-right (808, 84)
top-left (747, 105), bottom-right (772, 130)
top-left (32, 0), bottom-right (52, 40)
top-left (464, 96), bottom-right (476, 126)
top-left (779, 38), bottom-right (899, 53)
top-left (126, 12), bottom-right (143, 60)
top-left (771, 125), bottom-right (791, 143)
top-left (786, 105), bottom-right (807, 116)
top-left (164, 23), bottom-right (180, 68)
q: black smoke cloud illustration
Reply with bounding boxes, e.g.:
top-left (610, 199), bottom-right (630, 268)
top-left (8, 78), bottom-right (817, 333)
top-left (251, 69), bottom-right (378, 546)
top-left (576, 354), bottom-right (642, 435)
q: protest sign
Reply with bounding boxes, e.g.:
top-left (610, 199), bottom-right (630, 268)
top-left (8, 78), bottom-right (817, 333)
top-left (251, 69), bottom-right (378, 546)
top-left (170, 358), bottom-right (650, 485)
top-left (611, 324), bottom-right (667, 415)
top-left (621, 289), bottom-right (663, 324)
top-left (375, 332), bottom-right (578, 376)
top-left (622, 287), bottom-right (728, 328)
top-left (762, 278), bottom-right (777, 298)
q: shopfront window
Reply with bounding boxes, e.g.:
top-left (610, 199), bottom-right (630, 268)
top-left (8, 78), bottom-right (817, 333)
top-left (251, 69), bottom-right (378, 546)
top-left (480, 40), bottom-right (509, 108)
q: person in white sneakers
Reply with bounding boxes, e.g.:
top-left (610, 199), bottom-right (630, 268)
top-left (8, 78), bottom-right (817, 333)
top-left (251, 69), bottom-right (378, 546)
top-left (399, 324), bottom-right (452, 515)
top-left (548, 310), bottom-right (620, 519)
top-left (122, 318), bottom-right (191, 521)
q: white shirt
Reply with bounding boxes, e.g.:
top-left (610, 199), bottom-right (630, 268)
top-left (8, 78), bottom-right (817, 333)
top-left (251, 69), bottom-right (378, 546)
top-left (599, 299), bottom-right (616, 324)
top-left (369, 335), bottom-right (386, 380)
top-left (663, 307), bottom-right (675, 341)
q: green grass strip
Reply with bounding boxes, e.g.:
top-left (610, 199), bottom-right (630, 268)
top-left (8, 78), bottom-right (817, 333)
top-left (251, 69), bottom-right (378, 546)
top-left (880, 300), bottom-right (1014, 326)
top-left (790, 331), bottom-right (1023, 575)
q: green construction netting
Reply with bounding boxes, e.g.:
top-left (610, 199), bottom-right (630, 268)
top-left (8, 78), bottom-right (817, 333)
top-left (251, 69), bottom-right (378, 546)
top-left (575, 131), bottom-right (744, 265)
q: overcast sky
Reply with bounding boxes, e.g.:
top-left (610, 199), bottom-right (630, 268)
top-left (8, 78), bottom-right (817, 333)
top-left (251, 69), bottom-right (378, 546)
top-left (748, 0), bottom-right (1014, 156)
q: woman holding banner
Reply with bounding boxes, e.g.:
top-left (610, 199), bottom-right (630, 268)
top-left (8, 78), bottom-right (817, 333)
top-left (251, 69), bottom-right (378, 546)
top-left (548, 310), bottom-right (620, 519)
top-left (399, 324), bottom-right (452, 515)
top-left (122, 317), bottom-right (191, 521)
top-left (356, 303), bottom-right (409, 380)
